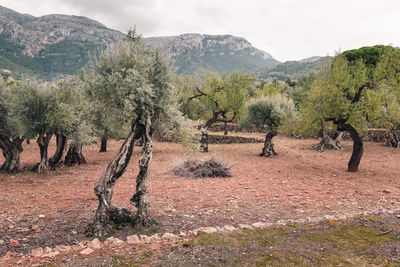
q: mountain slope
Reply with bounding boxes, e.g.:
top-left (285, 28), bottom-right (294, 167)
top-left (0, 5), bottom-right (124, 80)
top-left (256, 56), bottom-right (333, 81)
top-left (144, 34), bottom-right (280, 75)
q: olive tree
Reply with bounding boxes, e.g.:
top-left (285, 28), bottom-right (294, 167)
top-left (86, 30), bottom-right (194, 236)
top-left (0, 79), bottom-right (25, 173)
top-left (241, 94), bottom-right (296, 156)
top-left (302, 46), bottom-right (394, 172)
top-left (183, 72), bottom-right (253, 152)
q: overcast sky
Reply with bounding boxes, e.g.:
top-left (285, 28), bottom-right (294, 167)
top-left (2, 0), bottom-right (399, 61)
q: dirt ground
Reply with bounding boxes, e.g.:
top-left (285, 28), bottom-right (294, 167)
top-left (1, 135), bottom-right (400, 259)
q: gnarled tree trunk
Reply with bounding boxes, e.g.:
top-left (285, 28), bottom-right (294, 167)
top-left (200, 128), bottom-right (209, 152)
top-left (312, 130), bottom-right (344, 151)
top-left (65, 144), bottom-right (86, 166)
top-left (224, 121), bottom-right (228, 136)
top-left (49, 133), bottom-right (68, 168)
top-left (385, 132), bottom-right (399, 148)
top-left (260, 129), bottom-right (277, 157)
top-left (100, 136), bottom-right (107, 152)
top-left (339, 124), bottom-right (363, 172)
top-left (33, 132), bottom-right (53, 173)
top-left (0, 136), bottom-right (24, 173)
top-left (86, 121), bottom-right (139, 237)
top-left (131, 115), bottom-right (153, 225)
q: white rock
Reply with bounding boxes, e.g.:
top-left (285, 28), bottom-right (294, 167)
top-left (139, 235), bottom-right (151, 243)
top-left (179, 231), bottom-right (187, 237)
top-left (239, 224), bottom-right (254, 230)
top-left (42, 249), bottom-right (60, 258)
top-left (161, 233), bottom-right (178, 240)
top-left (104, 237), bottom-right (115, 246)
top-left (89, 238), bottom-right (101, 249)
top-left (223, 225), bottom-right (237, 231)
top-left (126, 235), bottom-right (141, 245)
top-left (79, 240), bottom-right (88, 248)
top-left (80, 248), bottom-right (94, 255)
top-left (56, 245), bottom-right (72, 253)
top-left (252, 222), bottom-right (266, 228)
top-left (199, 227), bottom-right (218, 234)
top-left (38, 215), bottom-right (45, 218)
top-left (325, 215), bottom-right (336, 220)
top-left (150, 234), bottom-right (161, 242)
top-left (113, 238), bottom-right (125, 245)
top-left (31, 247), bottom-right (43, 257)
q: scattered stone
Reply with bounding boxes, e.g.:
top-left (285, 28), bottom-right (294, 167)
top-left (89, 238), bottom-right (101, 249)
top-left (140, 235), bottom-right (151, 243)
top-left (383, 189), bottom-right (391, 194)
top-left (150, 234), bottom-right (162, 242)
top-left (179, 231), bottom-right (187, 237)
top-left (71, 245), bottom-right (81, 251)
top-left (223, 225), bottom-right (237, 231)
top-left (71, 230), bottom-right (78, 235)
top-left (239, 224), bottom-right (254, 230)
top-left (1, 251), bottom-right (11, 262)
top-left (31, 247), bottom-right (43, 257)
top-left (42, 249), bottom-right (60, 258)
top-left (113, 238), bottom-right (125, 245)
top-left (127, 235), bottom-right (141, 245)
top-left (252, 222), bottom-right (266, 228)
top-left (8, 225), bottom-right (14, 229)
top-left (198, 227), bottom-right (218, 234)
top-left (161, 233), bottom-right (178, 240)
top-left (0, 240), bottom-right (4, 245)
top-left (104, 237), bottom-right (115, 246)
top-left (31, 225), bottom-right (40, 231)
top-left (38, 215), bottom-right (45, 218)
top-left (276, 220), bottom-right (287, 226)
top-left (80, 248), bottom-right (94, 255)
top-left (43, 247), bottom-right (52, 254)
top-left (325, 215), bottom-right (335, 220)
top-left (56, 245), bottom-right (72, 253)
top-left (10, 239), bottom-right (20, 248)
top-left (79, 240), bottom-right (88, 248)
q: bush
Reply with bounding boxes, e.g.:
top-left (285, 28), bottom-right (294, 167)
top-left (172, 157), bottom-right (232, 178)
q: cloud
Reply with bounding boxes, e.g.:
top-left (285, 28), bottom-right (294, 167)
top-left (1, 0), bottom-right (400, 61)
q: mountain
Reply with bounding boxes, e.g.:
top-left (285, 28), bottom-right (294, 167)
top-left (256, 56), bottom-right (333, 81)
top-left (143, 34), bottom-right (280, 75)
top-left (0, 6), bottom-right (279, 81)
top-left (0, 5), bottom-right (124, 80)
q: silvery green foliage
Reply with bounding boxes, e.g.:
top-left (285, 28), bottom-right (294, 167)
top-left (242, 94), bottom-right (296, 131)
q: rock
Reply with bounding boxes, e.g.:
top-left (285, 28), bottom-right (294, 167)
top-left (10, 239), bottom-right (20, 247)
top-left (126, 235), bottom-right (141, 245)
top-left (150, 234), bottom-right (161, 242)
top-left (383, 189), bottom-right (391, 194)
top-left (71, 230), bottom-right (78, 235)
top-left (42, 249), bottom-right (60, 258)
top-left (31, 247), bottom-right (43, 257)
top-left (104, 237), bottom-right (115, 246)
top-left (80, 248), bottom-right (94, 255)
top-left (79, 240), bottom-right (88, 248)
top-left (179, 231), bottom-right (187, 237)
top-left (71, 245), bottom-right (81, 251)
top-left (198, 227), bottom-right (218, 234)
top-left (139, 235), bottom-right (151, 243)
top-left (38, 215), bottom-right (45, 218)
top-left (223, 225), bottom-right (237, 231)
top-left (89, 238), bottom-right (101, 249)
top-left (56, 245), bottom-right (72, 253)
top-left (31, 225), bottom-right (40, 231)
top-left (325, 215), bottom-right (336, 220)
top-left (43, 247), bottom-right (52, 254)
top-left (0, 240), bottom-right (4, 245)
top-left (252, 222), bottom-right (266, 228)
top-left (239, 224), bottom-right (254, 230)
top-left (161, 233), bottom-right (178, 240)
top-left (1, 251), bottom-right (11, 262)
top-left (113, 238), bottom-right (124, 245)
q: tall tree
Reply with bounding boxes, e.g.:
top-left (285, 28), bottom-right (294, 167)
top-left (302, 45), bottom-right (395, 172)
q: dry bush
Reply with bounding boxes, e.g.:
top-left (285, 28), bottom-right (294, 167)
top-left (172, 157), bottom-right (232, 178)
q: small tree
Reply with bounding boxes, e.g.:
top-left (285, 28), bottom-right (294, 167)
top-left (182, 72), bottom-right (253, 152)
top-left (241, 95), bottom-right (296, 156)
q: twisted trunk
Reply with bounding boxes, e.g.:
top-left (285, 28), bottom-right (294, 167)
top-left (65, 145), bottom-right (86, 166)
top-left (312, 130), bottom-right (344, 151)
top-left (86, 121), bottom-right (139, 236)
top-left (338, 124), bottom-right (363, 172)
top-left (131, 115), bottom-right (153, 225)
top-left (200, 128), bottom-right (209, 152)
top-left (33, 132), bottom-right (53, 173)
top-left (224, 121), bottom-right (228, 135)
top-left (385, 132), bottom-right (400, 148)
top-left (0, 136), bottom-right (24, 173)
top-left (49, 133), bottom-right (68, 168)
top-left (260, 129), bottom-right (277, 157)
